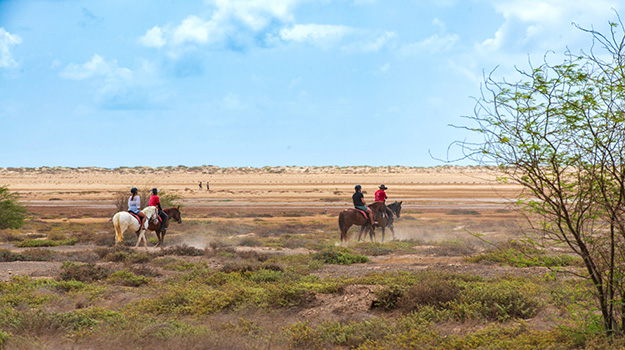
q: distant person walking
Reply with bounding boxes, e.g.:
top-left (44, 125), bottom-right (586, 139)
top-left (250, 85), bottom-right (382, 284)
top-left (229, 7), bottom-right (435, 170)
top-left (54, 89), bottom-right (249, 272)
top-left (199, 181), bottom-right (202, 190)
top-left (206, 181), bottom-right (209, 191)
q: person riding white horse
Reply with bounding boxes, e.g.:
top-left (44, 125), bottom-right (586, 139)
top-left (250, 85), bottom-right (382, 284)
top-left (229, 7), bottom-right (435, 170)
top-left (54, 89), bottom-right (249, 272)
top-left (112, 206), bottom-right (159, 248)
top-left (128, 187), bottom-right (146, 233)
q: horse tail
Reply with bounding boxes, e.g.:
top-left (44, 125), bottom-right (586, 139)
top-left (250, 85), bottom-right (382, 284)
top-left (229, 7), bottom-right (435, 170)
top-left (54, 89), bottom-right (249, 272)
top-left (113, 213), bottom-right (123, 243)
top-left (338, 211), bottom-right (345, 233)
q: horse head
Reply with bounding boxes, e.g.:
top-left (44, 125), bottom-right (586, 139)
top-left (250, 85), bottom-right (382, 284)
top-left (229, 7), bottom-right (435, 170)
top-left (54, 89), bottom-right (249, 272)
top-left (389, 201), bottom-right (402, 218)
top-left (143, 206), bottom-right (160, 224)
top-left (170, 206), bottom-right (182, 224)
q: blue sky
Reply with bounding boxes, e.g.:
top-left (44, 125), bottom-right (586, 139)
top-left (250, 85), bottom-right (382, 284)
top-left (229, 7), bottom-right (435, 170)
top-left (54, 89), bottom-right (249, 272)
top-left (0, 0), bottom-right (622, 168)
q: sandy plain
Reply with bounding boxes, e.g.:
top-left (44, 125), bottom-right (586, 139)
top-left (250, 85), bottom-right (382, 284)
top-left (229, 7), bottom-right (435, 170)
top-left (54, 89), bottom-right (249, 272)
top-left (0, 165), bottom-right (523, 220)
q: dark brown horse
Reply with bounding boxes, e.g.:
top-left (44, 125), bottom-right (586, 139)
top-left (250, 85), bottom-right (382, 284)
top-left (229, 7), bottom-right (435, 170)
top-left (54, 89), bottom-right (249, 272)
top-left (147, 206), bottom-right (182, 247)
top-left (338, 201), bottom-right (386, 243)
top-left (365, 201), bottom-right (402, 242)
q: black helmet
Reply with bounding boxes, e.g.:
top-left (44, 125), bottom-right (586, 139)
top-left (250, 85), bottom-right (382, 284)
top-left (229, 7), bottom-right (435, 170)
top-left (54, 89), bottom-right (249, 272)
top-left (355, 184), bottom-right (362, 191)
top-left (379, 184), bottom-right (388, 190)
top-left (152, 188), bottom-right (159, 194)
top-left (130, 187), bottom-right (138, 194)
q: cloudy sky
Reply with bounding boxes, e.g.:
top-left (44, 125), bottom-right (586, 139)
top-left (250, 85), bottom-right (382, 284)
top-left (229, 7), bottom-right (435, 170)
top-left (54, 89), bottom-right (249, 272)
top-left (0, 0), bottom-right (622, 168)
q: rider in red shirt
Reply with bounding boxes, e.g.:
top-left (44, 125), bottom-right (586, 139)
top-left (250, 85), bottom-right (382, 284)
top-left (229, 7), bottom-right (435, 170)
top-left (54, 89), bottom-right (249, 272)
top-left (375, 184), bottom-right (388, 202)
top-left (149, 188), bottom-right (168, 230)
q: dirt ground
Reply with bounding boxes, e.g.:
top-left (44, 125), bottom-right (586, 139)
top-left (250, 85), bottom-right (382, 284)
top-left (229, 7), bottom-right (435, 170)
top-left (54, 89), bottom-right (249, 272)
top-left (0, 166), bottom-right (533, 284)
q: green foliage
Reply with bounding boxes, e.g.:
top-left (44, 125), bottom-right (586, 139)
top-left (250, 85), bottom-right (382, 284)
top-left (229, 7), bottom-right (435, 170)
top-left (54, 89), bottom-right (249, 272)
top-left (107, 269), bottom-right (151, 287)
top-left (459, 17), bottom-right (625, 336)
top-left (313, 246), bottom-right (369, 265)
top-left (0, 330), bottom-right (9, 347)
top-left (14, 237), bottom-right (78, 247)
top-left (0, 186), bottom-right (26, 229)
top-left (59, 262), bottom-right (111, 282)
top-left (0, 248), bottom-right (53, 262)
top-left (466, 243), bottom-right (581, 267)
top-left (372, 284), bottom-right (406, 310)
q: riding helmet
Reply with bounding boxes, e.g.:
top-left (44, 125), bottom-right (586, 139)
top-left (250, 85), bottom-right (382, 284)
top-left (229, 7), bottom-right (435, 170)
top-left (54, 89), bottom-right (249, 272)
top-left (130, 187), bottom-right (138, 194)
top-left (152, 188), bottom-right (159, 194)
top-left (354, 184), bottom-right (362, 191)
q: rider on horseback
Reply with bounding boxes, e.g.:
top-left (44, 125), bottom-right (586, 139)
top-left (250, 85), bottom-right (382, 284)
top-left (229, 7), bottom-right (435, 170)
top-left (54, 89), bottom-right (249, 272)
top-left (375, 184), bottom-right (393, 219)
top-left (128, 187), bottom-right (146, 233)
top-left (353, 185), bottom-right (377, 226)
top-left (149, 188), bottom-right (169, 233)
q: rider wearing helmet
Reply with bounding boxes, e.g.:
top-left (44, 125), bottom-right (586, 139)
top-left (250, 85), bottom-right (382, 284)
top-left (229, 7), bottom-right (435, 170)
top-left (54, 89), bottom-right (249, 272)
top-left (128, 187), bottom-right (147, 232)
top-left (149, 188), bottom-right (169, 232)
top-left (352, 185), bottom-right (376, 226)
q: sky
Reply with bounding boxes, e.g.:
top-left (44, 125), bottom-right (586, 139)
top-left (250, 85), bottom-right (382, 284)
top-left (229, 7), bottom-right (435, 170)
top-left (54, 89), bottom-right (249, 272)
top-left (0, 0), bottom-right (622, 168)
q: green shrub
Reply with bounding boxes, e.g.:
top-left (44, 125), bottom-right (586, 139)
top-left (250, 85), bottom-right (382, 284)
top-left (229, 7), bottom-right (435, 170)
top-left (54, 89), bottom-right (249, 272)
top-left (466, 241), bottom-right (581, 267)
top-left (59, 262), bottom-right (111, 282)
top-left (313, 247), bottom-right (369, 265)
top-left (0, 186), bottom-right (26, 229)
top-left (459, 277), bottom-right (542, 321)
top-left (107, 269), bottom-right (151, 287)
top-left (372, 284), bottom-right (406, 310)
top-left (15, 237), bottom-right (78, 248)
top-left (397, 278), bottom-right (461, 310)
top-left (0, 330), bottom-right (9, 347)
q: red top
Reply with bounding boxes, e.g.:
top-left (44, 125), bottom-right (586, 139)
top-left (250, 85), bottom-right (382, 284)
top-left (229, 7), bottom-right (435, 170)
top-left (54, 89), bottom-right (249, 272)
top-left (374, 190), bottom-right (387, 202)
top-left (149, 195), bottom-right (160, 207)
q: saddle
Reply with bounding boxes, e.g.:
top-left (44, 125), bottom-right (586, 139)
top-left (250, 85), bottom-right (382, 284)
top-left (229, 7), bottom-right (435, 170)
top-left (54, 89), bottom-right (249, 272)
top-left (351, 208), bottom-right (369, 220)
top-left (128, 211), bottom-right (142, 225)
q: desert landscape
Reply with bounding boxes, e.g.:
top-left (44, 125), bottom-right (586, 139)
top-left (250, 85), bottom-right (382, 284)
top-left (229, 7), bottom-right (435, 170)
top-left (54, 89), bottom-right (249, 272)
top-left (0, 166), bottom-right (601, 349)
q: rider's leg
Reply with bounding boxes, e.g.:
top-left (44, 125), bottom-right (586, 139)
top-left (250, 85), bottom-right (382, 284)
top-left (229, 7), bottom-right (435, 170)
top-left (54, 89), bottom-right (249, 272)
top-left (136, 211), bottom-right (147, 233)
top-left (367, 208), bottom-right (377, 225)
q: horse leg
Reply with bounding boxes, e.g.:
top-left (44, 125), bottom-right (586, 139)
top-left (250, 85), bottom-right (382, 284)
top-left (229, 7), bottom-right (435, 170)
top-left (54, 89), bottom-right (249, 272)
top-left (381, 226), bottom-right (385, 243)
top-left (358, 225), bottom-right (367, 242)
top-left (160, 228), bottom-right (166, 248)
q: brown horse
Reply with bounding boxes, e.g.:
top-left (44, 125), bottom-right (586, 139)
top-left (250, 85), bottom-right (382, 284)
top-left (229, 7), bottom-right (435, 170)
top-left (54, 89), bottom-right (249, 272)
top-left (364, 201), bottom-right (402, 242)
top-left (338, 201), bottom-right (386, 243)
top-left (147, 206), bottom-right (182, 248)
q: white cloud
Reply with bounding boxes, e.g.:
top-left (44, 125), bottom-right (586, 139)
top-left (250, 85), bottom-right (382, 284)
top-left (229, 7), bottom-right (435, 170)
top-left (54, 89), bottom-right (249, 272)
top-left (59, 55), bottom-right (166, 110)
top-left (140, 0), bottom-right (300, 51)
top-left (0, 28), bottom-right (22, 69)
top-left (171, 15), bottom-right (220, 46)
top-left (59, 54), bottom-right (132, 81)
top-left (480, 0), bottom-right (621, 54)
top-left (210, 0), bottom-right (297, 31)
top-left (400, 33), bottom-right (459, 55)
top-left (280, 24), bottom-right (351, 43)
top-left (139, 26), bottom-right (166, 48)
top-left (343, 31), bottom-right (396, 53)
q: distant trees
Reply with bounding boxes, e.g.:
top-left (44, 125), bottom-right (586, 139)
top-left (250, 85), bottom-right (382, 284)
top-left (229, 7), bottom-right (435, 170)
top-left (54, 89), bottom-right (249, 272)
top-left (457, 15), bottom-right (625, 336)
top-left (0, 186), bottom-right (26, 229)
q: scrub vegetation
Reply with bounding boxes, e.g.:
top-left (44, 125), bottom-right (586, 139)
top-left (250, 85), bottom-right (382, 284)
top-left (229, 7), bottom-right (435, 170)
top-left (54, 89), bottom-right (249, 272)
top-left (0, 213), bottom-right (623, 350)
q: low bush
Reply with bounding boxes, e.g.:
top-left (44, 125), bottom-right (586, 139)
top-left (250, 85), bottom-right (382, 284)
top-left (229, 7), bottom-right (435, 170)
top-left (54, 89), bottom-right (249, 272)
top-left (467, 241), bottom-right (581, 267)
top-left (313, 247), bottom-right (369, 265)
top-left (107, 269), bottom-right (151, 287)
top-left (15, 238), bottom-right (78, 248)
top-left (397, 278), bottom-right (461, 310)
top-left (59, 262), bottom-right (111, 282)
top-left (0, 248), bottom-right (52, 262)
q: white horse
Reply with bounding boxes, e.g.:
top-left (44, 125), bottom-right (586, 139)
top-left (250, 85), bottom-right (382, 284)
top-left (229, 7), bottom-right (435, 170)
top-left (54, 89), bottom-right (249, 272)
top-left (112, 206), bottom-right (159, 248)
